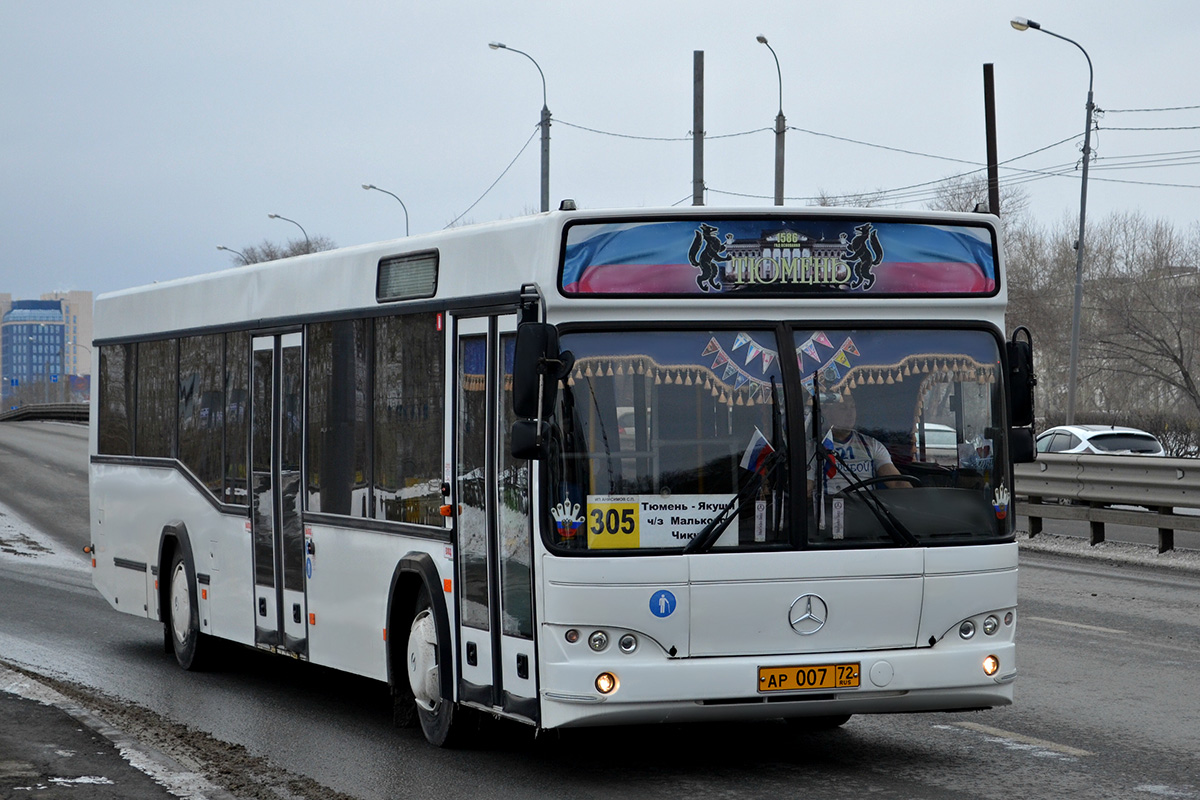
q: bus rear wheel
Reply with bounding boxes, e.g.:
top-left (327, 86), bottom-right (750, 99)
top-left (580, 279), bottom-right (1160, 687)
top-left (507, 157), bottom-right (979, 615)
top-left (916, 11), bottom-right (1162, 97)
top-left (407, 586), bottom-right (474, 747)
top-left (167, 549), bottom-right (210, 670)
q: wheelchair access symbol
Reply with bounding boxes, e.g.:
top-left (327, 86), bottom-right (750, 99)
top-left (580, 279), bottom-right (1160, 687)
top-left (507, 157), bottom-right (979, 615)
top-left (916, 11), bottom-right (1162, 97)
top-left (650, 590), bottom-right (677, 618)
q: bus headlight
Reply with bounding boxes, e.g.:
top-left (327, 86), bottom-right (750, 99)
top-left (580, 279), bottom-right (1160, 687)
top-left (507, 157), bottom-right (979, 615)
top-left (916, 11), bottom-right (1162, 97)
top-left (983, 615), bottom-right (1000, 635)
top-left (983, 655), bottom-right (1000, 676)
top-left (595, 672), bottom-right (619, 694)
top-left (619, 634), bottom-right (638, 654)
top-left (959, 620), bottom-right (976, 639)
top-left (588, 630), bottom-right (609, 652)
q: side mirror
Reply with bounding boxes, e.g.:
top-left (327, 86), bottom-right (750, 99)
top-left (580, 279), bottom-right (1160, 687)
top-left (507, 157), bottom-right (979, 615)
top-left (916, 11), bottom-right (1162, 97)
top-left (1009, 426), bottom-right (1036, 464)
top-left (511, 419), bottom-right (552, 460)
top-left (511, 322), bottom-right (574, 461)
top-left (512, 323), bottom-right (573, 419)
top-left (1007, 326), bottom-right (1036, 428)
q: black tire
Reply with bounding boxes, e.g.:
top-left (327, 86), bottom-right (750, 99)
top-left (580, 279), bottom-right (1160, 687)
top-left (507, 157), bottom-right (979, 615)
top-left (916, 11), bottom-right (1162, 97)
top-left (407, 586), bottom-right (475, 747)
top-left (167, 548), bottom-right (210, 671)
top-left (786, 714), bottom-right (852, 732)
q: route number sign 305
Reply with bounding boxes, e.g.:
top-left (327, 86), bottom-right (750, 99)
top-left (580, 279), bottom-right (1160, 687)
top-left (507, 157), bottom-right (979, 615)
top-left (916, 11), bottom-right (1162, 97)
top-left (586, 494), bottom-right (736, 550)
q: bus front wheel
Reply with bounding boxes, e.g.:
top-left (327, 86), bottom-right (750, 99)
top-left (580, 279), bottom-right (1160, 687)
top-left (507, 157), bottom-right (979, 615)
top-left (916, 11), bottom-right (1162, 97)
top-left (167, 549), bottom-right (210, 670)
top-left (407, 586), bottom-right (474, 747)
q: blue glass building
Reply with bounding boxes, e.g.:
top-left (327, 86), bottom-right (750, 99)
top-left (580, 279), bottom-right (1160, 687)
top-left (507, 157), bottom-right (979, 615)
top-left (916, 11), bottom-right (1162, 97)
top-left (1, 300), bottom-right (66, 406)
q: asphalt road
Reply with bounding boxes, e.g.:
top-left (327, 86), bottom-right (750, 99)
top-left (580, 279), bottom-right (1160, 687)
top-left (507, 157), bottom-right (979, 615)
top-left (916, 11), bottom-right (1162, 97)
top-left (1, 420), bottom-right (1198, 799)
top-left (0, 420), bottom-right (89, 543)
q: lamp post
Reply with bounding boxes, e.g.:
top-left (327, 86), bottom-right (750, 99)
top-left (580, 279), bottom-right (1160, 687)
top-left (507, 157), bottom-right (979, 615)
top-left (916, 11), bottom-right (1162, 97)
top-left (268, 213), bottom-right (311, 253)
top-left (1012, 16), bottom-right (1094, 424)
top-left (489, 41), bottom-right (550, 212)
top-left (756, 35), bottom-right (786, 206)
top-left (63, 339), bottom-right (91, 400)
top-left (362, 184), bottom-right (410, 236)
top-left (216, 245), bottom-right (249, 264)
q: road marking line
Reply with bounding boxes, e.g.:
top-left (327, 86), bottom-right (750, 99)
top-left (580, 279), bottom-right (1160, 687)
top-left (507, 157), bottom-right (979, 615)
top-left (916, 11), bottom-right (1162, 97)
top-left (1025, 615), bottom-right (1126, 635)
top-left (954, 722), bottom-right (1095, 757)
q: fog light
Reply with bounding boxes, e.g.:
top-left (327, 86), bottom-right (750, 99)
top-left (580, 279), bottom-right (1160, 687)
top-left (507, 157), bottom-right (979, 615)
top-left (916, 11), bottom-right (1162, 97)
top-left (565, 629), bottom-right (580, 644)
top-left (983, 655), bottom-right (1000, 676)
top-left (959, 620), bottom-right (976, 640)
top-left (595, 672), bottom-right (619, 694)
top-left (588, 630), bottom-right (609, 652)
top-left (619, 634), bottom-right (638, 654)
top-left (983, 615), bottom-right (1000, 636)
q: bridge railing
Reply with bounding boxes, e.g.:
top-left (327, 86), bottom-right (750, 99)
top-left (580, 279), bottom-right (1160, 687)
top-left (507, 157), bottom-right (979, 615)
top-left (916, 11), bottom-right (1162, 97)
top-left (0, 403), bottom-right (89, 423)
top-left (1014, 453), bottom-right (1200, 553)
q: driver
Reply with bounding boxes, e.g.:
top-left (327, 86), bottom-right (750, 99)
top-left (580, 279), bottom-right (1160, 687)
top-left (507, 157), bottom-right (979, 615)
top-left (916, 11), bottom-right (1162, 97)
top-left (807, 392), bottom-right (909, 496)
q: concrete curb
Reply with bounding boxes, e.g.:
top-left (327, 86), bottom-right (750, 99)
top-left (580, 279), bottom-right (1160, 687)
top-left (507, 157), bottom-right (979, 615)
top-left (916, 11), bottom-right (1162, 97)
top-left (0, 663), bottom-right (239, 800)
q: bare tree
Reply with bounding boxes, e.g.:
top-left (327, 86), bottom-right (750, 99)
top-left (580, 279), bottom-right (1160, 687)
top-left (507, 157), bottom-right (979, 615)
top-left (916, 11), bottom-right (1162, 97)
top-left (1086, 214), bottom-right (1200, 417)
top-left (925, 173), bottom-right (1031, 226)
top-left (812, 188), bottom-right (886, 207)
top-left (225, 235), bottom-right (337, 265)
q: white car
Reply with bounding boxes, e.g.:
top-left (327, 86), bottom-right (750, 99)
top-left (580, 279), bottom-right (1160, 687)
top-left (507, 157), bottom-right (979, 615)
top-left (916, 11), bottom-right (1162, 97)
top-left (914, 422), bottom-right (959, 466)
top-left (1035, 424), bottom-right (1166, 457)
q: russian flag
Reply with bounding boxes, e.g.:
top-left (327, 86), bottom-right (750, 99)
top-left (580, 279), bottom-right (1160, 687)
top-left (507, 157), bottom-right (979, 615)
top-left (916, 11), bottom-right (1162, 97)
top-left (740, 427), bottom-right (775, 474)
top-left (820, 428), bottom-right (837, 478)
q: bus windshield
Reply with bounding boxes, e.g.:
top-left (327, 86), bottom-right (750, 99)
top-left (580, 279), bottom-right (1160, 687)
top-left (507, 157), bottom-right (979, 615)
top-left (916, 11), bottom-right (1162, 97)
top-left (544, 326), bottom-right (1010, 552)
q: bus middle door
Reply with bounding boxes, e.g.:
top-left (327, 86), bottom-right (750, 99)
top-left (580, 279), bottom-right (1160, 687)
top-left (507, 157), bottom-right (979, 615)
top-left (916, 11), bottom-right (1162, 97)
top-left (250, 332), bottom-right (308, 657)
top-left (454, 314), bottom-right (538, 724)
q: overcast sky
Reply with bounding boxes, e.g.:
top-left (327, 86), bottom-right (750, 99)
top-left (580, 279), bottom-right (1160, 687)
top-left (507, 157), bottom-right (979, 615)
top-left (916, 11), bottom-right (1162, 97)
top-left (2, 1), bottom-right (1197, 301)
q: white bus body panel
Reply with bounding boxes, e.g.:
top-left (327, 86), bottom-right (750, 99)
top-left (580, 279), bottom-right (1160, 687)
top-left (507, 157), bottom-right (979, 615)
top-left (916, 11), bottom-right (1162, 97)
top-left (302, 522), bottom-right (451, 682)
top-left (537, 543), bottom-right (1016, 729)
top-left (90, 460), bottom-right (456, 682)
top-left (91, 462), bottom-right (256, 645)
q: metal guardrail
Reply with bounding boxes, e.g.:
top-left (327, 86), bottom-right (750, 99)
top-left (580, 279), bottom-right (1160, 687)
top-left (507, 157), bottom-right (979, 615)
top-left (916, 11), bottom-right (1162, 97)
top-left (0, 403), bottom-right (89, 423)
top-left (1015, 453), bottom-right (1200, 553)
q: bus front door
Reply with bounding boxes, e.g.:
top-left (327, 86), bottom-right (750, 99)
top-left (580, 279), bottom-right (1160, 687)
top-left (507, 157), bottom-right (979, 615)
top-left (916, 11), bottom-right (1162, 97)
top-left (250, 333), bottom-right (308, 656)
top-left (454, 315), bottom-right (538, 723)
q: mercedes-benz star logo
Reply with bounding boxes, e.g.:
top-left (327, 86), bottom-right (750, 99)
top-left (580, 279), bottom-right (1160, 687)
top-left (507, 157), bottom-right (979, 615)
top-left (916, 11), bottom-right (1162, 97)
top-left (788, 594), bottom-right (828, 635)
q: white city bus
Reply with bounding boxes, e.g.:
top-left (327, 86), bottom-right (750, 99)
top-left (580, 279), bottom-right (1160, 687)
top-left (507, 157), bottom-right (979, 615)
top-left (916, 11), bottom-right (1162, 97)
top-left (88, 206), bottom-right (1036, 746)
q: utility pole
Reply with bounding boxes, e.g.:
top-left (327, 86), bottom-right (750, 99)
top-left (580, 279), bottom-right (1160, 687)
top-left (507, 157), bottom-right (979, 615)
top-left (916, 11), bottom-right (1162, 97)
top-left (693, 51), bottom-right (704, 206)
top-left (983, 64), bottom-right (1001, 217)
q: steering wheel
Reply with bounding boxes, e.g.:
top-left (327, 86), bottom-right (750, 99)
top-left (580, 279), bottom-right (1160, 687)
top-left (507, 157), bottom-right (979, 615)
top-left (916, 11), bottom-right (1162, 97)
top-left (832, 474), bottom-right (922, 498)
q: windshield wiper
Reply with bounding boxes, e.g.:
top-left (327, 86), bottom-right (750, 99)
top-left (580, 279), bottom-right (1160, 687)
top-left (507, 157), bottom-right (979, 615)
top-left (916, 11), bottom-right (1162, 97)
top-left (824, 450), bottom-right (920, 547)
top-left (683, 448), bottom-right (786, 554)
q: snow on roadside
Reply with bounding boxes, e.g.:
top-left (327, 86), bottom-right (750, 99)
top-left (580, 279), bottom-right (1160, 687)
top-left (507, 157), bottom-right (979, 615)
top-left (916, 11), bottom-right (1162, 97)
top-left (0, 500), bottom-right (89, 572)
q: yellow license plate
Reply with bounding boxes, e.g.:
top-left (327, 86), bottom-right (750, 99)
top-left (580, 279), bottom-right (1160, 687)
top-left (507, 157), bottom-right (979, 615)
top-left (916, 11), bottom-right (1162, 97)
top-left (758, 663), bottom-right (860, 693)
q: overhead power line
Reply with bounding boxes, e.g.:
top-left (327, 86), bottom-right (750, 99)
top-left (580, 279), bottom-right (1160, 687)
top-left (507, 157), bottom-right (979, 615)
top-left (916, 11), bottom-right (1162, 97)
top-left (1104, 104), bottom-right (1200, 113)
top-left (1101, 124), bottom-right (1200, 132)
top-left (445, 126), bottom-right (538, 228)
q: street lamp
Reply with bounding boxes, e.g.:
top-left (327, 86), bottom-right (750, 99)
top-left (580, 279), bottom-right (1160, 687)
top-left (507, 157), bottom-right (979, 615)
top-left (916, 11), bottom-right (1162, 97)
top-left (1012, 16), bottom-right (1095, 424)
top-left (362, 184), bottom-right (410, 236)
top-left (268, 213), bottom-right (311, 253)
top-left (756, 35), bottom-right (786, 206)
top-left (216, 245), bottom-right (249, 264)
top-left (489, 41), bottom-right (550, 213)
